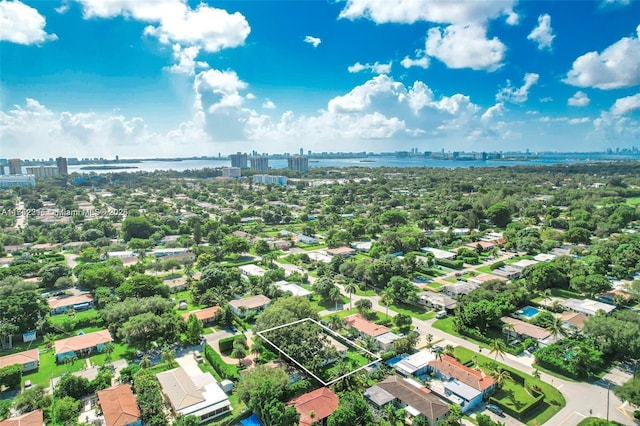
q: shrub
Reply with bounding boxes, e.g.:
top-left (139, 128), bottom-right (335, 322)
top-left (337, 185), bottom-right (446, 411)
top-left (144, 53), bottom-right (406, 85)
top-left (204, 344), bottom-right (240, 380)
top-left (434, 258), bottom-right (464, 270)
top-left (0, 365), bottom-right (22, 390)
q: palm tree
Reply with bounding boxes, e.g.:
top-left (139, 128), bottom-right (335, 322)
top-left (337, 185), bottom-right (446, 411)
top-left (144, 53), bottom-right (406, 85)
top-left (329, 286), bottom-right (342, 311)
top-left (433, 346), bottom-right (445, 362)
top-left (327, 315), bottom-right (345, 332)
top-left (103, 343), bottom-right (114, 363)
top-left (532, 368), bottom-right (541, 380)
top-left (444, 344), bottom-right (455, 357)
top-left (425, 333), bottom-right (434, 348)
top-left (139, 355), bottom-right (152, 369)
top-left (542, 288), bottom-right (552, 306)
top-left (380, 287), bottom-right (394, 320)
top-left (546, 316), bottom-right (567, 341)
top-left (231, 343), bottom-right (247, 363)
top-left (361, 336), bottom-right (378, 353)
top-left (161, 347), bottom-right (176, 368)
top-left (502, 322), bottom-right (516, 339)
top-left (490, 367), bottom-right (513, 389)
top-left (488, 338), bottom-right (508, 361)
top-left (250, 340), bottom-right (263, 358)
top-left (344, 282), bottom-right (358, 311)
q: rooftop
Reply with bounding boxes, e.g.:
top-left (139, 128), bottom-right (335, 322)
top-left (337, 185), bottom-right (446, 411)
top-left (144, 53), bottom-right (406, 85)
top-left (182, 306), bottom-right (221, 322)
top-left (345, 314), bottom-right (390, 337)
top-left (288, 387), bottom-right (339, 426)
top-left (229, 295), bottom-right (271, 310)
top-left (375, 375), bottom-right (449, 420)
top-left (0, 410), bottom-right (43, 426)
top-left (47, 294), bottom-right (93, 310)
top-left (0, 349), bottom-right (39, 369)
top-left (55, 329), bottom-right (113, 355)
top-left (97, 384), bottom-right (141, 426)
top-left (428, 355), bottom-right (495, 392)
top-left (501, 316), bottom-right (551, 340)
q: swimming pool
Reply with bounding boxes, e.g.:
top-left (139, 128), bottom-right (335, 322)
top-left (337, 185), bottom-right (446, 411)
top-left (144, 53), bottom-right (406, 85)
top-left (240, 414), bottom-right (262, 426)
top-left (517, 306), bottom-right (540, 319)
top-left (386, 354), bottom-right (409, 367)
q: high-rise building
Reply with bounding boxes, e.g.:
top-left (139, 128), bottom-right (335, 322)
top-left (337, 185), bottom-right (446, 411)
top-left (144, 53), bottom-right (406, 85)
top-left (229, 152), bottom-right (248, 169)
top-left (250, 156), bottom-right (269, 171)
top-left (221, 167), bottom-right (241, 178)
top-left (253, 174), bottom-right (287, 186)
top-left (0, 175), bottom-right (35, 188)
top-left (8, 158), bottom-right (22, 175)
top-left (299, 147), bottom-right (304, 156)
top-left (25, 166), bottom-right (59, 178)
top-left (56, 157), bottom-right (68, 175)
top-left (287, 155), bottom-right (309, 173)
top-left (0, 166), bottom-right (4, 176)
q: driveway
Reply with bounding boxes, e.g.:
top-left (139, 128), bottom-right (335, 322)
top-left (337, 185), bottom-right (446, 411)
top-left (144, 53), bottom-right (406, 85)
top-left (176, 353), bottom-right (203, 376)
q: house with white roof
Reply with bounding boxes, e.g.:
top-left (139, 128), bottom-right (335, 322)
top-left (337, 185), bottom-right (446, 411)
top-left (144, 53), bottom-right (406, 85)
top-left (273, 281), bottom-right (312, 298)
top-left (238, 264), bottom-right (267, 277)
top-left (394, 350), bottom-right (435, 378)
top-left (561, 298), bottom-right (616, 316)
top-left (156, 367), bottom-right (231, 423)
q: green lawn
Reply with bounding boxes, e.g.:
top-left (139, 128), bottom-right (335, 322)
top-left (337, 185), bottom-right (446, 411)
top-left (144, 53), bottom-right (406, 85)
top-left (453, 346), bottom-right (565, 426)
top-left (48, 309), bottom-right (102, 328)
top-left (426, 282), bottom-right (444, 290)
top-left (389, 302), bottom-right (434, 321)
top-left (577, 418), bottom-right (625, 426)
top-left (625, 197), bottom-right (640, 206)
top-left (475, 265), bottom-right (494, 274)
top-left (173, 290), bottom-right (205, 312)
top-left (432, 317), bottom-right (460, 336)
top-left (355, 288), bottom-right (377, 296)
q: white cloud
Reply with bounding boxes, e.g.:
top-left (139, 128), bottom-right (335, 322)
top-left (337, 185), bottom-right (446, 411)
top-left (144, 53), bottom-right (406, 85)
top-left (481, 103), bottom-right (506, 121)
top-left (0, 0), bottom-right (57, 45)
top-left (426, 24), bottom-right (505, 71)
top-left (601, 0), bottom-right (631, 6)
top-left (166, 44), bottom-right (209, 76)
top-left (610, 93), bottom-right (640, 115)
top-left (568, 117), bottom-right (590, 125)
top-left (338, 0), bottom-right (518, 25)
top-left (304, 35), bottom-right (321, 48)
top-left (527, 14), bottom-right (555, 50)
top-left (497, 73), bottom-right (539, 103)
top-left (564, 24), bottom-right (640, 89)
top-left (400, 50), bottom-right (429, 69)
top-left (347, 61), bottom-right (392, 74)
top-left (568, 91), bottom-right (590, 107)
top-left (262, 100), bottom-right (276, 109)
top-left (74, 0), bottom-right (250, 52)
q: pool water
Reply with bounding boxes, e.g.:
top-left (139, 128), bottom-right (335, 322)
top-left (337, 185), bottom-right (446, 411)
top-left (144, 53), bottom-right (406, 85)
top-left (241, 414), bottom-right (262, 426)
top-left (386, 354), bottom-right (408, 367)
top-left (518, 306), bottom-right (540, 319)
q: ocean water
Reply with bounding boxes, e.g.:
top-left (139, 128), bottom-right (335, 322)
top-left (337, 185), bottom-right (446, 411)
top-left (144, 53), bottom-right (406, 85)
top-left (67, 153), bottom-right (639, 174)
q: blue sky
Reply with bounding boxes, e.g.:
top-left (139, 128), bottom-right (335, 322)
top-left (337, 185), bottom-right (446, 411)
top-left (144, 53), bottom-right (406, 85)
top-left (1, 0), bottom-right (639, 158)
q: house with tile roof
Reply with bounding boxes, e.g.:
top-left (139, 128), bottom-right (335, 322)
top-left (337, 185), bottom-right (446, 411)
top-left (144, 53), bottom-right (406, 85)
top-left (0, 349), bottom-right (39, 373)
top-left (288, 387), bottom-right (339, 426)
top-left (54, 329), bottom-right (113, 363)
top-left (48, 294), bottom-right (94, 315)
top-left (501, 317), bottom-right (552, 343)
top-left (0, 410), bottom-right (43, 426)
top-left (156, 367), bottom-right (231, 422)
top-left (228, 295), bottom-right (271, 317)
top-left (365, 375), bottom-right (449, 425)
top-left (345, 314), bottom-right (390, 338)
top-left (97, 384), bottom-right (142, 426)
top-left (182, 306), bottom-right (222, 324)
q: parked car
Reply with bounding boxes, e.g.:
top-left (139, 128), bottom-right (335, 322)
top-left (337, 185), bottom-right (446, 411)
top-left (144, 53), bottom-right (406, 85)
top-left (486, 404), bottom-right (504, 416)
top-left (194, 351), bottom-right (204, 363)
top-left (435, 310), bottom-right (448, 319)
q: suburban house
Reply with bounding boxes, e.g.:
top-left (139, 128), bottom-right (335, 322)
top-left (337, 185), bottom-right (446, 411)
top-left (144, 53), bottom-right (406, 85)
top-left (491, 265), bottom-right (521, 280)
top-left (365, 375), bottom-right (449, 425)
top-left (351, 241), bottom-right (372, 252)
top-left (156, 367), bottom-right (231, 423)
top-left (421, 247), bottom-right (456, 260)
top-left (417, 291), bottom-right (457, 312)
top-left (182, 306), bottom-right (222, 325)
top-left (288, 387), bottom-right (339, 426)
top-left (441, 282), bottom-right (479, 298)
top-left (54, 329), bottom-right (113, 362)
top-left (0, 410), bottom-right (43, 426)
top-left (274, 281), bottom-right (312, 298)
top-left (163, 276), bottom-right (189, 292)
top-left (326, 247), bottom-right (356, 257)
top-left (0, 349), bottom-right (39, 373)
top-left (533, 253), bottom-right (557, 262)
top-left (428, 355), bottom-right (495, 413)
top-left (97, 384), bottom-right (142, 426)
top-left (228, 295), bottom-right (271, 317)
top-left (394, 350), bottom-right (436, 379)
top-left (466, 241), bottom-right (495, 252)
top-left (511, 259), bottom-right (539, 270)
top-left (467, 274), bottom-right (505, 286)
top-left (598, 290), bottom-right (632, 306)
top-left (559, 311), bottom-right (588, 333)
top-left (48, 294), bottom-right (94, 315)
top-left (561, 298), bottom-right (616, 316)
top-left (296, 234), bottom-right (317, 244)
top-left (152, 248), bottom-right (190, 257)
top-left (344, 314), bottom-right (401, 350)
top-left (501, 317), bottom-right (552, 344)
top-left (238, 264), bottom-right (267, 278)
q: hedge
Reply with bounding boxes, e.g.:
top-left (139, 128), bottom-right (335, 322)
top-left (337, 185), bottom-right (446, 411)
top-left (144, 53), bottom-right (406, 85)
top-left (204, 344), bottom-right (240, 380)
top-left (218, 335), bottom-right (247, 354)
top-left (489, 386), bottom-right (545, 419)
top-left (433, 258), bottom-right (464, 270)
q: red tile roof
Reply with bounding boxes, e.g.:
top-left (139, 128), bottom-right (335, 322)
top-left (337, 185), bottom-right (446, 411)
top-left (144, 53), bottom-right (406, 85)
top-left (47, 294), bottom-right (93, 310)
top-left (98, 384), bottom-right (141, 426)
top-left (54, 329), bottom-right (113, 355)
top-left (345, 314), bottom-right (390, 337)
top-left (0, 349), bottom-right (39, 369)
top-left (288, 387), bottom-right (339, 426)
top-left (428, 355), bottom-right (495, 392)
top-left (0, 410), bottom-right (43, 426)
top-left (181, 306), bottom-right (221, 321)
top-left (326, 247), bottom-right (355, 256)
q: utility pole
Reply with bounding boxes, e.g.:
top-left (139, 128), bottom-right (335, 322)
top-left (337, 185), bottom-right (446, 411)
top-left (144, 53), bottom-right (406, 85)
top-left (606, 382), bottom-right (611, 421)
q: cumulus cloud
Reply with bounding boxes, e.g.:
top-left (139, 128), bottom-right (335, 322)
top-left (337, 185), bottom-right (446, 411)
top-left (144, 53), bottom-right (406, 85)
top-left (166, 44), bottom-right (209, 76)
top-left (568, 91), bottom-right (590, 107)
top-left (426, 24), bottom-right (505, 71)
top-left (262, 100), bottom-right (276, 109)
top-left (347, 61), bottom-right (392, 74)
top-left (481, 103), bottom-right (506, 121)
top-left (0, 0), bottom-right (57, 45)
top-left (568, 117), bottom-right (590, 125)
top-left (338, 0), bottom-right (518, 25)
top-left (496, 73), bottom-right (539, 103)
top-left (610, 93), bottom-right (640, 115)
top-left (564, 24), bottom-right (640, 89)
top-left (304, 35), bottom-right (321, 48)
top-left (74, 0), bottom-right (250, 52)
top-left (401, 50), bottom-right (429, 69)
top-left (527, 14), bottom-right (554, 50)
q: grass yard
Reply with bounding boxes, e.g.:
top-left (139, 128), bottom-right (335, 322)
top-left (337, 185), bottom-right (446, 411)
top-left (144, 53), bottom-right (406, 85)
top-left (453, 346), bottom-right (565, 426)
top-left (173, 290), bottom-right (205, 312)
top-left (626, 197), bottom-right (640, 206)
top-left (432, 317), bottom-right (460, 336)
top-left (22, 349), bottom-right (86, 388)
top-left (425, 282), bottom-right (444, 290)
top-left (389, 302), bottom-right (434, 321)
top-left (356, 288), bottom-right (377, 296)
top-left (48, 309), bottom-right (103, 328)
top-left (577, 418), bottom-right (625, 426)
top-left (475, 265), bottom-right (494, 274)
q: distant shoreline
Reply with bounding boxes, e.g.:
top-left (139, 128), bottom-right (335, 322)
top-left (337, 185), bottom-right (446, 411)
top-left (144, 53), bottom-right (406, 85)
top-left (80, 165), bottom-right (139, 170)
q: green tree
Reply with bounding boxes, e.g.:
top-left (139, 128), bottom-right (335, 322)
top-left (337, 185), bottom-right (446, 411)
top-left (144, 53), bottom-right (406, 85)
top-left (122, 215), bottom-right (154, 242)
top-left (486, 203), bottom-right (511, 228)
top-left (344, 282), bottom-right (358, 310)
top-left (354, 298), bottom-right (372, 318)
top-left (12, 385), bottom-right (52, 414)
top-left (185, 314), bottom-right (204, 346)
top-left (327, 391), bottom-right (375, 426)
top-left (54, 396), bottom-right (81, 426)
top-left (380, 287), bottom-right (394, 320)
top-left (490, 367), bottom-right (513, 389)
top-left (614, 377), bottom-right (640, 406)
top-left (78, 266), bottom-right (124, 290)
top-left (38, 263), bottom-right (71, 289)
top-left (394, 313), bottom-right (413, 330)
top-left (55, 374), bottom-right (92, 400)
top-left (116, 274), bottom-right (170, 299)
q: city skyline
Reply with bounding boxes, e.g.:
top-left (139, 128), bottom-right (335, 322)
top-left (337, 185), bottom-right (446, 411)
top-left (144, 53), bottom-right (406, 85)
top-left (1, 0), bottom-right (640, 158)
